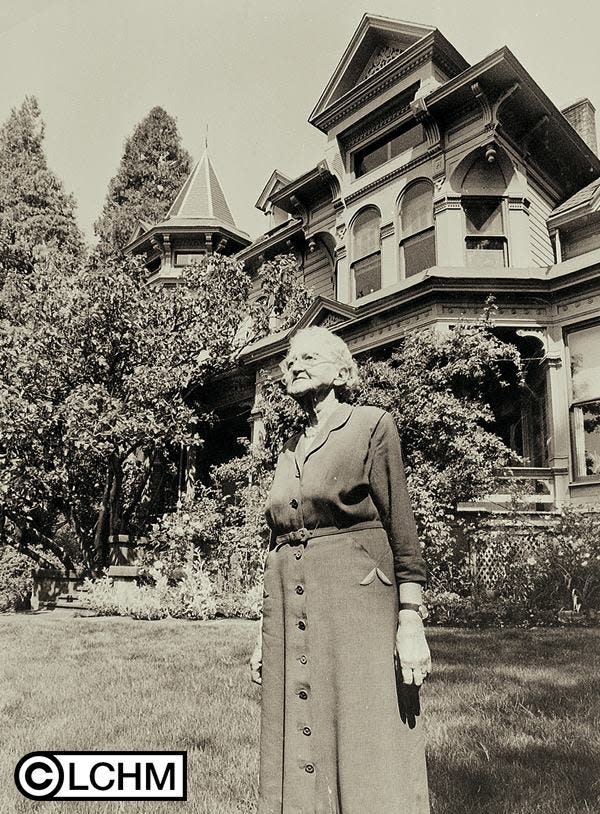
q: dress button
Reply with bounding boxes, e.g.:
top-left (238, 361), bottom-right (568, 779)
top-left (296, 585), bottom-right (304, 595)
top-left (297, 620), bottom-right (306, 631)
top-left (303, 726), bottom-right (311, 736)
top-left (295, 551), bottom-right (302, 560)
top-left (298, 690), bottom-right (308, 700)
top-left (298, 655), bottom-right (307, 665)
top-left (289, 498), bottom-right (299, 509)
top-left (305, 764), bottom-right (314, 774)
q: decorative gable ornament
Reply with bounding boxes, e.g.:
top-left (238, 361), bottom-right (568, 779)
top-left (362, 44), bottom-right (405, 81)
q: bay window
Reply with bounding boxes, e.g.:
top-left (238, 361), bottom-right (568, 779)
top-left (399, 181), bottom-right (436, 277)
top-left (351, 208), bottom-right (381, 299)
top-left (463, 197), bottom-right (507, 267)
top-left (567, 324), bottom-right (600, 478)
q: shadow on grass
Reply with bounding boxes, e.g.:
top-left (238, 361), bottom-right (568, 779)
top-left (428, 739), bottom-right (600, 814)
top-left (424, 629), bottom-right (600, 814)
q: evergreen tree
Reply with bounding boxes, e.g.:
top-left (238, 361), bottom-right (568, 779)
top-left (0, 96), bottom-right (84, 263)
top-left (94, 106), bottom-right (192, 255)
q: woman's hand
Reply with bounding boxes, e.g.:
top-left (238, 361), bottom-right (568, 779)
top-left (249, 637), bottom-right (263, 685)
top-left (395, 611), bottom-right (431, 686)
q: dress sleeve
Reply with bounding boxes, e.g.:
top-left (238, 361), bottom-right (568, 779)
top-left (367, 411), bottom-right (426, 585)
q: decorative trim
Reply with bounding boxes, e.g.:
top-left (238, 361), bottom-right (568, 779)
top-left (316, 50), bottom-right (433, 132)
top-left (345, 152), bottom-right (430, 204)
top-left (410, 96), bottom-right (441, 153)
top-left (516, 327), bottom-right (547, 353)
top-left (440, 303), bottom-right (548, 318)
top-left (543, 353), bottom-right (563, 368)
top-left (363, 44), bottom-right (405, 81)
top-left (319, 312), bottom-right (348, 329)
top-left (471, 82), bottom-right (493, 129)
top-left (380, 222), bottom-right (395, 239)
top-left (342, 100), bottom-right (414, 148)
top-left (508, 196), bottom-right (531, 213)
top-left (433, 195), bottom-right (462, 215)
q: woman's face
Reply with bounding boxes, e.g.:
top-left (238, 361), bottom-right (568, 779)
top-left (281, 337), bottom-right (348, 400)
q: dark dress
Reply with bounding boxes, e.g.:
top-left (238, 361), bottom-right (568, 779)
top-left (258, 402), bottom-right (430, 814)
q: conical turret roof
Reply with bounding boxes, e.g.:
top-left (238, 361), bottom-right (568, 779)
top-left (167, 149), bottom-right (236, 227)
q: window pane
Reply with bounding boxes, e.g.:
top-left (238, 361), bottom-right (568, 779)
top-left (401, 181), bottom-right (433, 237)
top-left (356, 142), bottom-right (389, 176)
top-left (353, 254), bottom-right (381, 298)
top-left (352, 209), bottom-right (380, 259)
top-left (571, 401), bottom-right (600, 477)
top-left (175, 252), bottom-right (205, 266)
top-left (464, 198), bottom-right (503, 235)
top-left (389, 124), bottom-right (425, 159)
top-left (569, 324), bottom-right (600, 401)
top-left (355, 124), bottom-right (425, 178)
top-left (465, 237), bottom-right (506, 267)
top-left (403, 230), bottom-right (436, 277)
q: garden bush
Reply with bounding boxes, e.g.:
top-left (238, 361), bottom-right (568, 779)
top-left (0, 545), bottom-right (33, 612)
top-left (83, 560), bottom-right (217, 621)
top-left (427, 504), bottom-right (600, 627)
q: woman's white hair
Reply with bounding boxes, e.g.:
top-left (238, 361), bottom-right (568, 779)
top-left (286, 326), bottom-right (360, 400)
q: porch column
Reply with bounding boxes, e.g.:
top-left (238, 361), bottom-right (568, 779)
top-left (543, 326), bottom-right (571, 504)
top-left (250, 384), bottom-right (265, 448)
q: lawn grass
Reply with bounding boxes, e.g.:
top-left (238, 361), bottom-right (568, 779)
top-left (0, 613), bottom-right (599, 813)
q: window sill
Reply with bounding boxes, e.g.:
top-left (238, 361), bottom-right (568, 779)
top-left (570, 478), bottom-right (600, 488)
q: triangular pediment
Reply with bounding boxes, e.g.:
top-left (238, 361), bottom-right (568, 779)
top-left (310, 15), bottom-right (435, 124)
top-left (292, 296), bottom-right (357, 333)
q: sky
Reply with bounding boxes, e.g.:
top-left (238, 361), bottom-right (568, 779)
top-left (0, 0), bottom-right (598, 245)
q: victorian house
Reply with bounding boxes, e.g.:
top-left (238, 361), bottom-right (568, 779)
top-left (129, 14), bottom-right (600, 513)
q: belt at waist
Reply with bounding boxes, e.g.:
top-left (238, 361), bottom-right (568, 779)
top-left (274, 520), bottom-right (384, 550)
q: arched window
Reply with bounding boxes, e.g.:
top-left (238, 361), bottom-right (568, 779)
top-left (399, 181), bottom-right (435, 277)
top-left (351, 208), bottom-right (381, 299)
top-left (462, 156), bottom-right (508, 267)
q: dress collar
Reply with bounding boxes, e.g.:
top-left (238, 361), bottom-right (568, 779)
top-left (293, 401), bottom-right (354, 473)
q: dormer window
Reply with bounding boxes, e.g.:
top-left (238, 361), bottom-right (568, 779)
top-left (351, 207), bottom-right (381, 298)
top-left (354, 123), bottom-right (425, 178)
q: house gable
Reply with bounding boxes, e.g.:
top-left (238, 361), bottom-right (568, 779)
top-left (309, 14), bottom-right (468, 133)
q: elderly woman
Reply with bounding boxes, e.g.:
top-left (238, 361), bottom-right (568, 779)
top-left (250, 326), bottom-right (431, 814)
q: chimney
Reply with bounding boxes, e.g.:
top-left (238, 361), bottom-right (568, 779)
top-left (561, 98), bottom-right (598, 155)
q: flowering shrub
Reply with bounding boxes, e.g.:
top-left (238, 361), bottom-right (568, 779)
top-left (83, 560), bottom-right (217, 621)
top-left (215, 583), bottom-right (263, 620)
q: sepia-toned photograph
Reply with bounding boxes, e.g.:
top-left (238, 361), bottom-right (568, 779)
top-left (1, 1), bottom-right (599, 811)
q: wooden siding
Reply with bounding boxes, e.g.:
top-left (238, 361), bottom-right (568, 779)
top-left (527, 184), bottom-right (555, 266)
top-left (303, 241), bottom-right (335, 298)
top-left (308, 199), bottom-right (336, 234)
